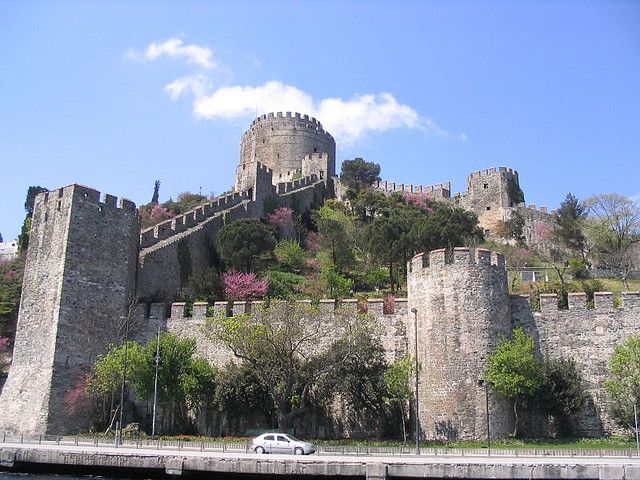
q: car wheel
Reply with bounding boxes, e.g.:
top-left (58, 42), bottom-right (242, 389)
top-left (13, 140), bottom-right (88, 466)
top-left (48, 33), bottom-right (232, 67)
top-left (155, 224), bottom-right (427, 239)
top-left (255, 446), bottom-right (265, 454)
top-left (294, 447), bottom-right (304, 455)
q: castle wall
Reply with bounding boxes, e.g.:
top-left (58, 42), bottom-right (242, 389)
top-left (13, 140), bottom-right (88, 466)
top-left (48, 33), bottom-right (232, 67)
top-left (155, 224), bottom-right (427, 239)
top-left (511, 291), bottom-right (640, 437)
top-left (238, 112), bottom-right (336, 190)
top-left (457, 167), bottom-right (520, 237)
top-left (0, 185), bottom-right (139, 435)
top-left (137, 163), bottom-right (326, 302)
top-left (374, 180), bottom-right (452, 200)
top-left (407, 247), bottom-right (514, 441)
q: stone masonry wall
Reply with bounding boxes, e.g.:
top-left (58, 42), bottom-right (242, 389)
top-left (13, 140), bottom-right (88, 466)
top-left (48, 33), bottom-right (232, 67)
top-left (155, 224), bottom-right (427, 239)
top-left (0, 185), bottom-right (139, 435)
top-left (407, 247), bottom-right (514, 441)
top-left (457, 167), bottom-right (519, 237)
top-left (238, 112), bottom-right (336, 189)
top-left (511, 291), bottom-right (640, 437)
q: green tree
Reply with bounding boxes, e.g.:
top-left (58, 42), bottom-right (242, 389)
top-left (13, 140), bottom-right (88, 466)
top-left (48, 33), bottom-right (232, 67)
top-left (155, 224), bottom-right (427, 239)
top-left (485, 327), bottom-right (544, 436)
top-left (585, 193), bottom-right (640, 289)
top-left (495, 211), bottom-right (525, 243)
top-left (315, 204), bottom-right (355, 271)
top-left (178, 267), bottom-right (224, 304)
top-left (536, 358), bottom-right (587, 436)
top-left (151, 180), bottom-right (161, 204)
top-left (24, 185), bottom-right (48, 217)
top-left (219, 219), bottom-right (276, 272)
top-left (384, 357), bottom-right (415, 441)
top-left (214, 363), bottom-right (275, 430)
top-left (88, 333), bottom-right (216, 434)
top-left (340, 158), bottom-right (381, 198)
top-left (204, 301), bottom-right (377, 430)
top-left (266, 270), bottom-right (305, 299)
top-left (554, 193), bottom-right (588, 259)
top-left (320, 257), bottom-right (353, 298)
top-left (18, 185), bottom-right (48, 251)
top-left (604, 336), bottom-right (640, 430)
top-left (274, 240), bottom-right (306, 273)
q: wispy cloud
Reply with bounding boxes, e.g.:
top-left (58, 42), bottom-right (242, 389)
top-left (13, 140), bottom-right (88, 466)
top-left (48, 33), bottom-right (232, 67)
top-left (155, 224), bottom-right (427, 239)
top-left (129, 39), bottom-right (463, 145)
top-left (164, 74), bottom-right (210, 100)
top-left (193, 81), bottom-right (443, 144)
top-left (129, 38), bottom-right (216, 70)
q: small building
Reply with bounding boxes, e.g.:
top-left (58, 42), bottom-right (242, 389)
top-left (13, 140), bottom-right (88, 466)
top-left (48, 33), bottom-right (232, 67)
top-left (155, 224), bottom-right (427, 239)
top-left (0, 240), bottom-right (18, 263)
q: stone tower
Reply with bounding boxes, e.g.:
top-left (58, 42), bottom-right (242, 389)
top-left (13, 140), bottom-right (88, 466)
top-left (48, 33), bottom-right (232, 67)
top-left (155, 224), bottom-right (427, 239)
top-left (235, 112), bottom-right (336, 192)
top-left (407, 247), bottom-right (513, 440)
top-left (457, 167), bottom-right (522, 237)
top-left (0, 185), bottom-right (139, 435)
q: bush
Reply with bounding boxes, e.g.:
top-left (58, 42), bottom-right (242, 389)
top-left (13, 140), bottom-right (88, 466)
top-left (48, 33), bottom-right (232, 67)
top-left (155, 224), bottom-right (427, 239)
top-left (267, 270), bottom-right (305, 299)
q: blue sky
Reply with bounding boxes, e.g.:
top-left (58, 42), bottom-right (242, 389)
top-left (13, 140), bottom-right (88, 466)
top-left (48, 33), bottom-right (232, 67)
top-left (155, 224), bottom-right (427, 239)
top-left (1, 1), bottom-right (639, 241)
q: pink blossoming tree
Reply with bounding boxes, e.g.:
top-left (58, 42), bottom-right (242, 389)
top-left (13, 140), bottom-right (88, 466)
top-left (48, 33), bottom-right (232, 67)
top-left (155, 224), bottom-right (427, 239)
top-left (222, 270), bottom-right (268, 301)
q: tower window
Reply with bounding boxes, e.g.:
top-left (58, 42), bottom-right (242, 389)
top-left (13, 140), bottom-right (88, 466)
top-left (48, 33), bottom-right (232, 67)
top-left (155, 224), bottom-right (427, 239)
top-left (483, 183), bottom-right (488, 189)
top-left (314, 147), bottom-right (317, 153)
top-left (486, 206), bottom-right (491, 211)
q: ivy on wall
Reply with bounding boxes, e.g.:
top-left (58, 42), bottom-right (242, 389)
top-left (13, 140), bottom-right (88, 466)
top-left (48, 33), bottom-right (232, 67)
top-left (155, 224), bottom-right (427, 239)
top-left (507, 176), bottom-right (525, 205)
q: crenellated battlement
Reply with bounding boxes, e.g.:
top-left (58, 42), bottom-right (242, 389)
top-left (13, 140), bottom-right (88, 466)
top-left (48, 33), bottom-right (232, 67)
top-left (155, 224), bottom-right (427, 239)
top-left (513, 291), bottom-right (640, 312)
top-left (244, 112), bottom-right (335, 141)
top-left (140, 188), bottom-right (252, 249)
top-left (374, 179), bottom-right (452, 198)
top-left (521, 204), bottom-right (550, 214)
top-left (152, 297), bottom-right (408, 321)
top-left (276, 173), bottom-right (320, 194)
top-left (409, 247), bottom-right (505, 272)
top-left (467, 166), bottom-right (519, 180)
top-left (37, 184), bottom-right (136, 212)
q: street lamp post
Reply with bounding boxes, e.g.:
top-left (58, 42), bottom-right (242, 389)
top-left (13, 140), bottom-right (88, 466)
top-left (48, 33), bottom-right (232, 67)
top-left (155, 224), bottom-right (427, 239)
top-left (151, 325), bottom-right (161, 437)
top-left (634, 402), bottom-right (639, 457)
top-left (411, 307), bottom-right (420, 455)
top-left (118, 316), bottom-right (130, 446)
top-left (478, 379), bottom-right (491, 455)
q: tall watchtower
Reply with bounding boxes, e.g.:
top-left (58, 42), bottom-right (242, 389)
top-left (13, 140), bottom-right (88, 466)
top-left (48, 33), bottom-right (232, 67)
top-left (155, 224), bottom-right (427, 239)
top-left (458, 167), bottom-right (523, 237)
top-left (0, 185), bottom-right (139, 435)
top-left (235, 112), bottom-right (336, 192)
top-left (407, 248), bottom-right (513, 440)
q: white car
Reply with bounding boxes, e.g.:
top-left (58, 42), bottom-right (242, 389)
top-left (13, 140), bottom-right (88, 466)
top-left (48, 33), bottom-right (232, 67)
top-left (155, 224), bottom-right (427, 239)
top-left (251, 432), bottom-right (316, 455)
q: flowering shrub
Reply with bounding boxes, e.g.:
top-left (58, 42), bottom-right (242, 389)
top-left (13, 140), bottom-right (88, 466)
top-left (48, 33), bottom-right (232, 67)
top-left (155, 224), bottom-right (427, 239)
top-left (149, 204), bottom-right (175, 223)
top-left (222, 271), bottom-right (268, 301)
top-left (3, 270), bottom-right (18, 282)
top-left (403, 192), bottom-right (434, 213)
top-left (535, 221), bottom-right (551, 243)
top-left (305, 231), bottom-right (321, 254)
top-left (64, 371), bottom-right (92, 414)
top-left (267, 207), bottom-right (293, 228)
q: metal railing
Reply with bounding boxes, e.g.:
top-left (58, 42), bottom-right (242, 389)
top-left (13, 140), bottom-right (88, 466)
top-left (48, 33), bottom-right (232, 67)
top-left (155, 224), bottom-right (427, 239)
top-left (1, 433), bottom-right (638, 458)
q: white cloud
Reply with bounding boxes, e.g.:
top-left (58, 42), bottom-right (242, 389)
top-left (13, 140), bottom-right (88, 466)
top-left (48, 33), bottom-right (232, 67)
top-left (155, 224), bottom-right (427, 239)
top-left (129, 38), bottom-right (216, 70)
top-left (193, 80), bottom-right (443, 144)
top-left (164, 75), bottom-right (210, 100)
top-left (130, 41), bottom-right (461, 144)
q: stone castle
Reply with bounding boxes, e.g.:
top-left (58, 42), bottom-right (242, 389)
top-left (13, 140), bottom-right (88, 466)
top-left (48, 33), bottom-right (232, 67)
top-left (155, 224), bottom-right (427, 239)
top-left (0, 112), bottom-right (637, 439)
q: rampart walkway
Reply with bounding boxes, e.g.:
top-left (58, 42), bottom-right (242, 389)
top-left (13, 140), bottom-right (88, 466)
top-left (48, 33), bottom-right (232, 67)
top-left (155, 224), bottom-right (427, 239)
top-left (0, 437), bottom-right (639, 479)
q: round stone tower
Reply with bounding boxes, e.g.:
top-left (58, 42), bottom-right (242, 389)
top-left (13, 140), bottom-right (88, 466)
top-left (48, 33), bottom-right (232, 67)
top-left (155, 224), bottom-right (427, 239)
top-left (237, 112), bottom-right (336, 189)
top-left (407, 247), bottom-right (513, 440)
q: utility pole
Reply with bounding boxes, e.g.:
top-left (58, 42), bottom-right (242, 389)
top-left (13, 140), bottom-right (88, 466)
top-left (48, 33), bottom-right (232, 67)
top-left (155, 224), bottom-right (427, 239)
top-left (411, 307), bottom-right (420, 455)
top-left (152, 326), bottom-right (161, 437)
top-left (118, 316), bottom-right (130, 446)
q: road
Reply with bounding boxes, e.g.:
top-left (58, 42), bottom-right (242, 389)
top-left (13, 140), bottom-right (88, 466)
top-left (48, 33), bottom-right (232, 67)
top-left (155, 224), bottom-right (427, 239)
top-left (1, 440), bottom-right (639, 479)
